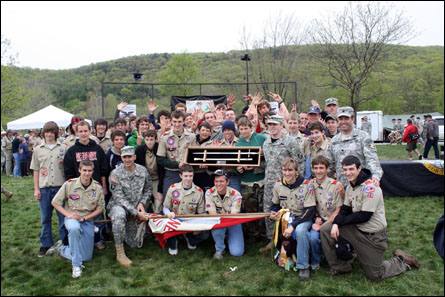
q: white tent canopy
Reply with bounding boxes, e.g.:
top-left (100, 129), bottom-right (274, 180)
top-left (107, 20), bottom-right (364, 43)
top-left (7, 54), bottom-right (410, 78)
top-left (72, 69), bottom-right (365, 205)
top-left (7, 105), bottom-right (74, 130)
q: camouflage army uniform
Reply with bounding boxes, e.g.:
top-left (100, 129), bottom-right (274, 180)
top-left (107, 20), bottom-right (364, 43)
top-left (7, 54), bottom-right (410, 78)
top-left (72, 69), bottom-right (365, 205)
top-left (108, 163), bottom-right (153, 248)
top-left (263, 134), bottom-right (304, 239)
top-left (326, 129), bottom-right (383, 187)
top-left (360, 121), bottom-right (372, 136)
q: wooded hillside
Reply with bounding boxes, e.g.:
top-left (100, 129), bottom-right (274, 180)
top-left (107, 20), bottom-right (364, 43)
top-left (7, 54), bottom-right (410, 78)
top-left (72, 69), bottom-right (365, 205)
top-left (2, 45), bottom-right (443, 126)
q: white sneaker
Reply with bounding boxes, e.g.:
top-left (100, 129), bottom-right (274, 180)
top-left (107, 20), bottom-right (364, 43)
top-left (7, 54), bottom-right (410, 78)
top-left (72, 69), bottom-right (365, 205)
top-left (72, 265), bottom-right (85, 278)
top-left (311, 264), bottom-right (320, 270)
top-left (183, 234), bottom-right (197, 250)
top-left (168, 248), bottom-right (178, 256)
top-left (46, 240), bottom-right (63, 255)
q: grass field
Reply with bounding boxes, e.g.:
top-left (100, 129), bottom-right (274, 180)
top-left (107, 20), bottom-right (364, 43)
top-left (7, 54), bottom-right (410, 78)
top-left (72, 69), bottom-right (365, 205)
top-left (1, 145), bottom-right (444, 296)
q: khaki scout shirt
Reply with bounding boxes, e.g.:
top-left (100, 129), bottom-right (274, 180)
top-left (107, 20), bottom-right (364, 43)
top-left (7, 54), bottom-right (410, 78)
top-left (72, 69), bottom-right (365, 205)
top-left (30, 142), bottom-right (68, 188)
top-left (313, 177), bottom-right (344, 221)
top-left (94, 135), bottom-right (112, 153)
top-left (145, 149), bottom-right (158, 181)
top-left (344, 179), bottom-right (387, 233)
top-left (164, 182), bottom-right (205, 215)
top-left (217, 136), bottom-right (239, 147)
top-left (2, 136), bottom-right (13, 152)
top-left (272, 179), bottom-right (316, 217)
top-left (157, 129), bottom-right (197, 171)
top-left (306, 138), bottom-right (330, 160)
top-left (205, 186), bottom-right (242, 214)
top-left (52, 177), bottom-right (105, 217)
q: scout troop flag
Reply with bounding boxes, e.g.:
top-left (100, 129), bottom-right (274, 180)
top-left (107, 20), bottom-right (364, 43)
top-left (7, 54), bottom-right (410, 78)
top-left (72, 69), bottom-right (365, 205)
top-left (148, 213), bottom-right (270, 249)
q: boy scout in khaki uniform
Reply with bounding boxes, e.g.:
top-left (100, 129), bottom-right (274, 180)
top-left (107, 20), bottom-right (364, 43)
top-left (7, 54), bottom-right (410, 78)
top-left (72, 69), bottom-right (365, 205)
top-left (30, 121), bottom-right (68, 257)
top-left (269, 157), bottom-right (316, 280)
top-left (2, 130), bottom-right (13, 177)
top-left (156, 111), bottom-right (197, 198)
top-left (163, 164), bottom-right (209, 255)
top-left (206, 170), bottom-right (244, 259)
top-left (321, 156), bottom-right (420, 281)
top-left (50, 160), bottom-right (105, 278)
top-left (309, 155), bottom-right (344, 271)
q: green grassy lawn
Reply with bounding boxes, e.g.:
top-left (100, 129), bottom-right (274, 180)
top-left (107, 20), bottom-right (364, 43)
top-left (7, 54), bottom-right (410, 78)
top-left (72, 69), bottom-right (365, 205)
top-left (1, 145), bottom-right (444, 295)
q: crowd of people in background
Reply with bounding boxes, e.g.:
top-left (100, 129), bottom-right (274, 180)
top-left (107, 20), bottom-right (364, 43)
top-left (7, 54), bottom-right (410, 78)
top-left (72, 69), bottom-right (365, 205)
top-left (1, 93), bottom-right (423, 280)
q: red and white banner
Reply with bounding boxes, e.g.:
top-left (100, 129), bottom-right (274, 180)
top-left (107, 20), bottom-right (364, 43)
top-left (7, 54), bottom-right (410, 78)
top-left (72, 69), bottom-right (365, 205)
top-left (148, 214), bottom-right (269, 249)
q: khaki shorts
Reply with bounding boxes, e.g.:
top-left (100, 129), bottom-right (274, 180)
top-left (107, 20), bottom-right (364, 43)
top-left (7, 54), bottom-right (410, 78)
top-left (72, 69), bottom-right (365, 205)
top-left (406, 142), bottom-right (417, 152)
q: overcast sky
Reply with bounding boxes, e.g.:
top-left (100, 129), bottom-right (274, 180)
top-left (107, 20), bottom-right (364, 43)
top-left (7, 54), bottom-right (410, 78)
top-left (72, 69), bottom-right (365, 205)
top-left (2, 1), bottom-right (444, 70)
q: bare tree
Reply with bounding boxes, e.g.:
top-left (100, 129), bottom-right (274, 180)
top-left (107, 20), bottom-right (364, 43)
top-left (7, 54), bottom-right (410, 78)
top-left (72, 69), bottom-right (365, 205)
top-left (309, 2), bottom-right (415, 114)
top-left (240, 12), bottom-right (307, 100)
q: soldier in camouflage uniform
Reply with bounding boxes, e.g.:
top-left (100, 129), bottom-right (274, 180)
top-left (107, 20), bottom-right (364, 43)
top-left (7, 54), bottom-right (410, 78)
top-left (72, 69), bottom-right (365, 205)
top-left (261, 115), bottom-right (305, 252)
top-left (360, 116), bottom-right (372, 136)
top-left (108, 146), bottom-right (153, 267)
top-left (326, 107), bottom-right (383, 187)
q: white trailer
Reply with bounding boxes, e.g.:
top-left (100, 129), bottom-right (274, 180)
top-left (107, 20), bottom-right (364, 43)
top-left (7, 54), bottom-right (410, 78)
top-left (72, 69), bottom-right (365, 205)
top-left (356, 111), bottom-right (384, 142)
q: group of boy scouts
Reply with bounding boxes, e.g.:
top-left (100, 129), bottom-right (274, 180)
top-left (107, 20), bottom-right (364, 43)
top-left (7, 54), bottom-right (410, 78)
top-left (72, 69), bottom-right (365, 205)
top-left (2, 93), bottom-right (419, 281)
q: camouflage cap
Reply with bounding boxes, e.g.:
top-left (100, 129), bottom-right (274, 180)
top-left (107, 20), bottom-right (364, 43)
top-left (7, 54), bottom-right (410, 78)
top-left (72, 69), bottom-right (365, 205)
top-left (325, 97), bottom-right (339, 106)
top-left (267, 114), bottom-right (284, 124)
top-left (337, 107), bottom-right (354, 118)
top-left (121, 146), bottom-right (135, 157)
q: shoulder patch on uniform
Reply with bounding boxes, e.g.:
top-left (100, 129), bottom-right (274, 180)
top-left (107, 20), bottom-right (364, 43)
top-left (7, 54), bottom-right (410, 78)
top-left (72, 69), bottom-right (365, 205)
top-left (365, 180), bottom-right (372, 185)
top-left (364, 186), bottom-right (375, 193)
top-left (277, 179), bottom-right (281, 182)
top-left (198, 187), bottom-right (202, 192)
top-left (110, 177), bottom-right (118, 184)
top-left (332, 180), bottom-right (338, 184)
top-left (231, 190), bottom-right (236, 195)
top-left (304, 180), bottom-right (310, 184)
top-left (210, 188), bottom-right (214, 193)
top-left (171, 184), bottom-right (175, 188)
top-left (67, 179), bottom-right (73, 182)
top-left (162, 132), bottom-right (167, 136)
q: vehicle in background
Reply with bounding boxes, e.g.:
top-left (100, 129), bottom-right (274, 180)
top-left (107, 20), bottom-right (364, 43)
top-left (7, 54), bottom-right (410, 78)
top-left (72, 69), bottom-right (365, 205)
top-left (356, 111), bottom-right (384, 142)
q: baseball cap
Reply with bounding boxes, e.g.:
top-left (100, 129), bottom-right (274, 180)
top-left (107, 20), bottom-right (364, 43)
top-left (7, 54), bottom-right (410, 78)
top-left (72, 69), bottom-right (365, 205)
top-left (337, 107), bottom-right (354, 118)
top-left (267, 115), bottom-right (284, 125)
top-left (363, 116), bottom-right (368, 120)
top-left (325, 114), bottom-right (338, 122)
top-left (307, 106), bottom-right (321, 114)
top-left (121, 146), bottom-right (135, 157)
top-left (211, 169), bottom-right (229, 179)
top-left (24, 134), bottom-right (30, 138)
top-left (325, 97), bottom-right (339, 106)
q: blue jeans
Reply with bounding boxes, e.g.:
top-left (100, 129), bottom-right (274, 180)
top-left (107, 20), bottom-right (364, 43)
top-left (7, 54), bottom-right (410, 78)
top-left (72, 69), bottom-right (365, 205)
top-left (309, 229), bottom-right (322, 265)
top-left (39, 187), bottom-right (67, 248)
top-left (423, 137), bottom-right (440, 159)
top-left (60, 218), bottom-right (94, 267)
top-left (167, 231), bottom-right (210, 250)
top-left (13, 152), bottom-right (21, 177)
top-left (211, 224), bottom-right (244, 257)
top-left (289, 219), bottom-right (312, 269)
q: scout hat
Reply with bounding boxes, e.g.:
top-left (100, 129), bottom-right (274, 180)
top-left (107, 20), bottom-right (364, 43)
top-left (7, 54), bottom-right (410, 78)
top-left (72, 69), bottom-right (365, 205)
top-left (121, 146), bottom-right (135, 157)
top-left (337, 107), bottom-right (354, 118)
top-left (267, 115), bottom-right (284, 125)
top-left (325, 97), bottom-right (339, 106)
top-left (307, 106), bottom-right (321, 114)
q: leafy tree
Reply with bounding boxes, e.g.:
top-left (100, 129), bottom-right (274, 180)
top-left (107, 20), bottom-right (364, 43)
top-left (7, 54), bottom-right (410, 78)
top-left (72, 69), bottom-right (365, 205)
top-left (157, 53), bottom-right (200, 97)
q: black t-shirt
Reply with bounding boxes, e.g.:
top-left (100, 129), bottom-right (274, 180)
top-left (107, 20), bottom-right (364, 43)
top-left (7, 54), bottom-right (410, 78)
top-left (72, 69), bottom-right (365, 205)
top-left (12, 138), bottom-right (21, 153)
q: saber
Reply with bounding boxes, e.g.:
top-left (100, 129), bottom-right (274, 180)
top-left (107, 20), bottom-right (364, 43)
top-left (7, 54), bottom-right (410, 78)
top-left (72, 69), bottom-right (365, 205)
top-left (192, 152), bottom-right (259, 155)
top-left (193, 157), bottom-right (253, 161)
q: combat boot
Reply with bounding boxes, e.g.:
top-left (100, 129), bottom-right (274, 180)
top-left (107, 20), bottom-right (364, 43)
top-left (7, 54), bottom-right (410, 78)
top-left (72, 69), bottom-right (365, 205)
top-left (115, 244), bottom-right (132, 267)
top-left (3, 189), bottom-right (13, 202)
